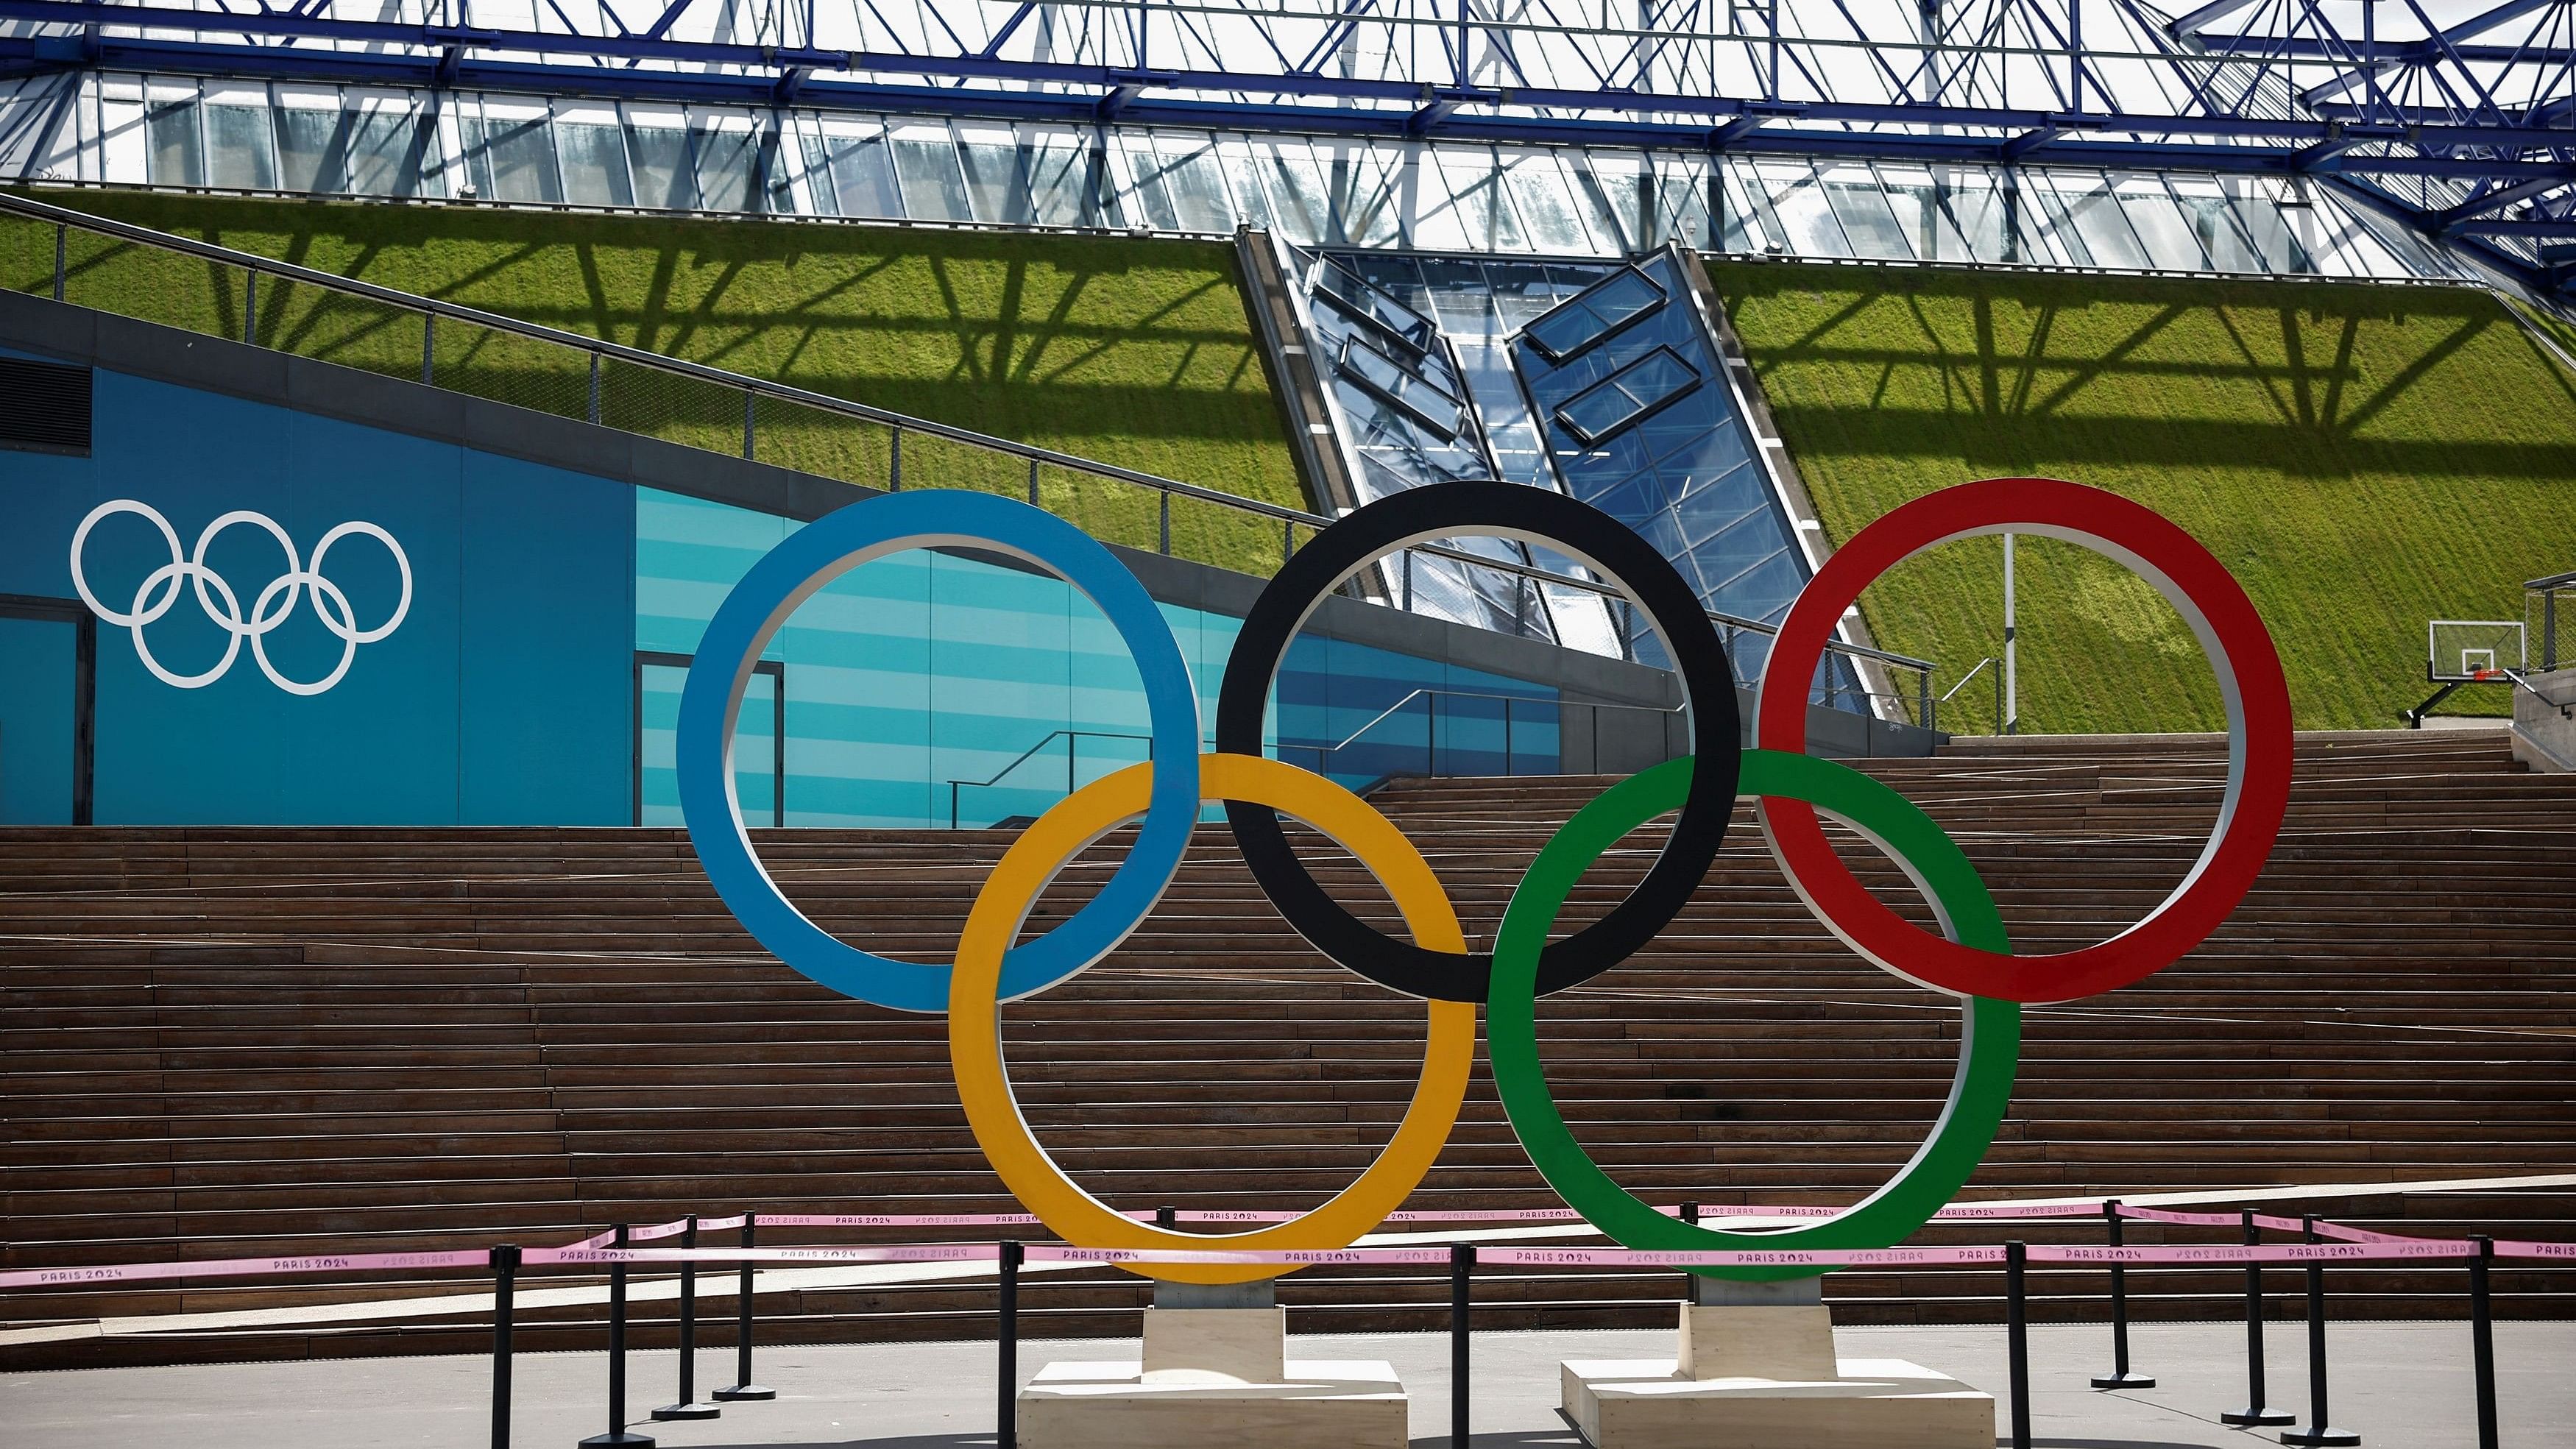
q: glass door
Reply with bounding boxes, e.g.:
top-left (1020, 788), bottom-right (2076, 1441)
top-left (0, 595), bottom-right (94, 825)
top-left (634, 651), bottom-right (782, 826)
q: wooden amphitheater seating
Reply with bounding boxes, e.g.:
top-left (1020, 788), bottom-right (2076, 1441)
top-left (3, 728), bottom-right (2571, 1367)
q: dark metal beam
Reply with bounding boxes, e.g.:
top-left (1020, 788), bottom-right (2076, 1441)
top-left (2435, 171), bottom-right (2576, 230)
top-left (4, 0), bottom-right (2569, 153)
top-left (7, 25), bottom-right (2558, 188)
top-left (2167, 0), bottom-right (2267, 38)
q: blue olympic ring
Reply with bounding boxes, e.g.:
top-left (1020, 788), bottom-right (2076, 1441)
top-left (676, 490), bottom-right (1204, 1013)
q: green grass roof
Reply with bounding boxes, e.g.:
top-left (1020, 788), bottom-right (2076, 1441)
top-left (1712, 261), bottom-right (2576, 733)
top-left (8, 191), bottom-right (1307, 568)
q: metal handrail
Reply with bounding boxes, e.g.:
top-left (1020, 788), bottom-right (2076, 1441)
top-left (1937, 656), bottom-right (1997, 704)
top-left (1936, 655), bottom-right (2003, 736)
top-left (946, 729), bottom-right (1153, 829)
top-left (1316, 686), bottom-right (1674, 759)
top-left (2499, 667), bottom-right (2576, 717)
top-left (1280, 687), bottom-right (1694, 779)
top-left (0, 187), bottom-right (1284, 514)
top-left (4, 186), bottom-right (1937, 692)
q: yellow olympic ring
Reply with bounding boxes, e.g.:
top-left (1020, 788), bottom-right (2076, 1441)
top-left (947, 751), bottom-right (1476, 1284)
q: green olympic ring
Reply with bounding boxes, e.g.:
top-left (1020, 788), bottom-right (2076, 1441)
top-left (1488, 748), bottom-right (2023, 1281)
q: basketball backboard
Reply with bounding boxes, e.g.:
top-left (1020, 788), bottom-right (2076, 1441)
top-left (2426, 620), bottom-right (2526, 683)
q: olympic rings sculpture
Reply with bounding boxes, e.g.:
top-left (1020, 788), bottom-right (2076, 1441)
top-left (70, 499), bottom-right (413, 696)
top-left (680, 476), bottom-right (2291, 1283)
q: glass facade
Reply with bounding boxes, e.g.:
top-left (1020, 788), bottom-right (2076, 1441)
top-left (633, 489), bottom-right (1560, 827)
top-left (1285, 247), bottom-right (1865, 705)
top-left (0, 73), bottom-right (2473, 283)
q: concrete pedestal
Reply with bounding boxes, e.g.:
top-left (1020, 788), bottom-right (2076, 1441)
top-left (1560, 1302), bottom-right (1993, 1449)
top-left (1017, 1297), bottom-right (1409, 1449)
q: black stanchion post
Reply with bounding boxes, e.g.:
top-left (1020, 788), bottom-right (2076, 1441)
top-left (491, 1244), bottom-right (520, 1449)
top-left (2092, 1200), bottom-right (2155, 1389)
top-left (997, 1240), bottom-right (1024, 1449)
top-left (578, 1225), bottom-right (655, 1448)
top-left (2469, 1236), bottom-right (2499, 1449)
top-left (1449, 1242), bottom-right (1474, 1448)
top-left (2222, 1209), bottom-right (2293, 1427)
top-left (714, 1211), bottom-right (774, 1401)
top-left (1679, 1202), bottom-right (1699, 1299)
top-left (2282, 1215), bottom-right (2358, 1445)
top-left (2006, 1241), bottom-right (2032, 1449)
top-left (654, 1216), bottom-right (719, 1421)
top-left (1155, 1204), bottom-right (1177, 1230)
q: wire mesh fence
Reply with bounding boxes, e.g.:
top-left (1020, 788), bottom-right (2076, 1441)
top-left (747, 393), bottom-right (894, 489)
top-left (4, 193), bottom-right (1934, 734)
top-left (428, 316), bottom-right (591, 421)
top-left (598, 355), bottom-right (750, 456)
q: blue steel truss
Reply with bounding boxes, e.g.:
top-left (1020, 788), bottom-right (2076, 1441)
top-left (4, 0), bottom-right (2575, 290)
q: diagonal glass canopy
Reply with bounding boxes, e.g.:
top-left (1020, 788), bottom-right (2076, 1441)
top-left (1, 0), bottom-right (2572, 290)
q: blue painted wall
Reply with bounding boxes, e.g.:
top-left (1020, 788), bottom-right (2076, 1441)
top-left (0, 364), bottom-right (633, 825)
top-left (0, 614), bottom-right (78, 823)
top-left (635, 488), bottom-right (1559, 828)
top-left (1, 358), bottom-right (1566, 827)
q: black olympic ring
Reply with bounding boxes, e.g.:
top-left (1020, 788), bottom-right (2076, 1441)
top-left (1214, 481), bottom-right (1743, 1004)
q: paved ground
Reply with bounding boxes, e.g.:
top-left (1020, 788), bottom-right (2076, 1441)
top-left (4, 1319), bottom-right (2563, 1448)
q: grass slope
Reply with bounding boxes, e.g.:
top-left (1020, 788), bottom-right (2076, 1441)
top-left (4, 191), bottom-right (1306, 568)
top-left (1710, 261), bottom-right (2576, 733)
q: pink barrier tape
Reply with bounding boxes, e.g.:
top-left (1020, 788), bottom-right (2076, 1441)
top-left (0, 1248), bottom-right (492, 1290)
top-left (527, 1244), bottom-right (1006, 1269)
top-left (595, 1200), bottom-right (2118, 1235)
top-left (2115, 1204), bottom-right (2248, 1227)
top-left (2115, 1205), bottom-right (2450, 1244)
top-left (11, 1233), bottom-right (2569, 1291)
top-left (755, 1212), bottom-right (1048, 1228)
top-left (2496, 1240), bottom-right (2576, 1260)
top-left (507, 1241), bottom-right (2529, 1271)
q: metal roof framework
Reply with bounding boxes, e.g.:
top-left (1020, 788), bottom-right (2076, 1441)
top-left (3, 0), bottom-right (2573, 291)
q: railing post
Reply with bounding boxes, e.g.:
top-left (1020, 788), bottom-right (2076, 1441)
top-left (54, 221), bottom-right (66, 301)
top-left (1677, 1201), bottom-right (1701, 1300)
top-left (1027, 457), bottom-right (1040, 506)
top-left (578, 1224), bottom-right (654, 1447)
top-left (1066, 734), bottom-right (1077, 798)
top-left (422, 312), bottom-right (436, 386)
top-left (742, 391), bottom-right (756, 461)
top-left (2092, 1200), bottom-right (2154, 1389)
top-left (2006, 1240), bottom-right (2031, 1449)
top-left (2221, 1209), bottom-right (2293, 1427)
top-left (654, 1215), bottom-right (718, 1421)
top-left (588, 352), bottom-right (602, 424)
top-left (997, 1240), bottom-right (1023, 1449)
top-left (1283, 515), bottom-right (1293, 564)
top-left (1158, 489), bottom-right (1171, 555)
top-left (1401, 548), bottom-right (1413, 612)
top-left (243, 269), bottom-right (257, 345)
top-left (1918, 667), bottom-right (1933, 732)
top-left (1449, 1242), bottom-right (1474, 1448)
top-left (2469, 1236), bottom-right (2499, 1449)
top-left (491, 1244), bottom-right (520, 1449)
top-left (714, 1211), bottom-right (774, 1401)
top-left (889, 427), bottom-right (902, 492)
top-left (2282, 1215), bottom-right (2357, 1445)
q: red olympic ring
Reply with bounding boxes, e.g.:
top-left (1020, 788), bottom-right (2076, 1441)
top-left (1754, 477), bottom-right (2293, 1005)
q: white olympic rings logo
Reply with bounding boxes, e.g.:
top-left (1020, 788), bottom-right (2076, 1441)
top-left (70, 500), bottom-right (413, 696)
